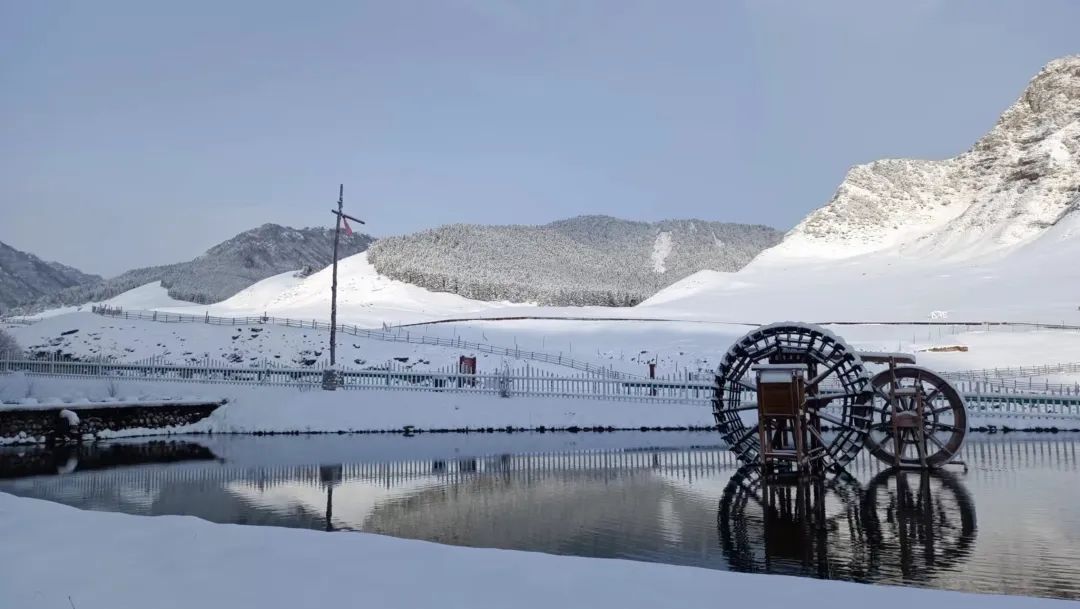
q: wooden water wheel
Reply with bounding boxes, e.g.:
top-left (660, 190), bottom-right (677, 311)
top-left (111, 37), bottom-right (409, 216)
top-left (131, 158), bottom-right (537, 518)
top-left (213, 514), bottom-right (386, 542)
top-left (713, 322), bottom-right (874, 472)
top-left (863, 366), bottom-right (968, 468)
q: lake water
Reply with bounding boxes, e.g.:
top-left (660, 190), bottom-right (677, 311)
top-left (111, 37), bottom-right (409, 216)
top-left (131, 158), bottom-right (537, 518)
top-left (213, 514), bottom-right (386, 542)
top-left (2, 432), bottom-right (1078, 601)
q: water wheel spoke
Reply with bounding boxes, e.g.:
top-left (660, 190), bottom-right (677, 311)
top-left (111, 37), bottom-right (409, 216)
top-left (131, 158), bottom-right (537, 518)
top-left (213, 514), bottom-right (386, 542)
top-left (806, 425), bottom-right (835, 459)
top-left (724, 401), bottom-right (759, 412)
top-left (923, 387), bottom-right (943, 404)
top-left (730, 423), bottom-right (760, 448)
top-left (931, 404), bottom-right (955, 415)
top-left (925, 431), bottom-right (954, 455)
top-left (731, 378), bottom-right (756, 392)
top-left (807, 357), bottom-right (846, 389)
top-left (873, 385), bottom-right (893, 403)
top-left (879, 433), bottom-right (895, 454)
top-left (806, 390), bottom-right (861, 404)
top-left (815, 410), bottom-right (859, 432)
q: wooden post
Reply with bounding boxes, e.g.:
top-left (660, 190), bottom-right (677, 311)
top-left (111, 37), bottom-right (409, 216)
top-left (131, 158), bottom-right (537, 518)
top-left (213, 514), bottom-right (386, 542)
top-left (324, 184), bottom-right (366, 391)
top-left (329, 184), bottom-right (343, 369)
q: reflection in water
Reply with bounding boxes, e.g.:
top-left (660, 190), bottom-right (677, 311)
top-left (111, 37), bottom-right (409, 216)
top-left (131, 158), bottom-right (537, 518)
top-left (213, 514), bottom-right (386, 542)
top-left (319, 464), bottom-right (343, 532)
top-left (862, 468), bottom-right (977, 581)
top-left (1, 435), bottom-right (1078, 600)
top-left (718, 465), bottom-right (976, 584)
top-left (0, 440), bottom-right (218, 479)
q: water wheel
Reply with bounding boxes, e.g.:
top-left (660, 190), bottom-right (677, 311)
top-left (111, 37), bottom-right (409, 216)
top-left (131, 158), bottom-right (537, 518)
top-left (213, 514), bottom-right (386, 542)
top-left (713, 322), bottom-right (874, 472)
top-left (863, 366), bottom-right (967, 468)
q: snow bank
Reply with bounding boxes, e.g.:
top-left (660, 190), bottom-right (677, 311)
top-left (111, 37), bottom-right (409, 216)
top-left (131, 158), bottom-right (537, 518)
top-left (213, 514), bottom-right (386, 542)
top-left (0, 493), bottom-right (1064, 609)
top-left (193, 389), bottom-right (714, 434)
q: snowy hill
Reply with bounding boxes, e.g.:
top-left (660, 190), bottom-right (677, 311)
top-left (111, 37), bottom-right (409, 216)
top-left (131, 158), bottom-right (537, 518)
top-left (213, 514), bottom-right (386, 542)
top-left (194, 251), bottom-right (525, 326)
top-left (640, 200), bottom-right (1080, 324)
top-left (757, 55), bottom-right (1080, 265)
top-left (367, 215), bottom-right (781, 306)
top-left (0, 241), bottom-right (100, 312)
top-left (14, 224), bottom-right (373, 313)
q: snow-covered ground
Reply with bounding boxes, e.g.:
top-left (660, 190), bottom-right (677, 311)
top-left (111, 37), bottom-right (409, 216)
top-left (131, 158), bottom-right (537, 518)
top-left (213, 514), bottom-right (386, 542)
top-left (5, 310), bottom-right (514, 371)
top-left (9, 310), bottom-right (1080, 382)
top-left (201, 269), bottom-right (306, 314)
top-left (0, 492), bottom-right (1067, 609)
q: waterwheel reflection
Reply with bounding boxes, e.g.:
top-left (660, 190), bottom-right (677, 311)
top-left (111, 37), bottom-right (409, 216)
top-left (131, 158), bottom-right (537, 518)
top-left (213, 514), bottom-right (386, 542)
top-left (718, 465), bottom-right (976, 584)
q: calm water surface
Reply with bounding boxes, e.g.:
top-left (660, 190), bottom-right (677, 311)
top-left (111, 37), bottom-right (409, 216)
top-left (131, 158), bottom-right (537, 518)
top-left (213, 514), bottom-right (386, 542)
top-left (1, 432), bottom-right (1078, 600)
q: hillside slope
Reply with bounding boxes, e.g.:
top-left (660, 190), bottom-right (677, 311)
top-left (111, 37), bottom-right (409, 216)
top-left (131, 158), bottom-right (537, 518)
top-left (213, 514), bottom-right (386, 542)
top-left (367, 216), bottom-right (781, 306)
top-left (756, 55), bottom-right (1080, 265)
top-left (638, 208), bottom-right (1080, 323)
top-left (15, 224), bottom-right (373, 312)
top-left (0, 241), bottom-right (100, 312)
top-left (209, 251), bottom-right (521, 326)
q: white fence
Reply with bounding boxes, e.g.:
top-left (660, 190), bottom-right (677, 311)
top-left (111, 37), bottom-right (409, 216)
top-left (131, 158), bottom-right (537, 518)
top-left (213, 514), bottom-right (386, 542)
top-left (87, 306), bottom-right (636, 379)
top-left (949, 378), bottom-right (1080, 396)
top-left (942, 362), bottom-right (1080, 383)
top-left (5, 354), bottom-right (1080, 418)
top-left (0, 354), bottom-right (711, 405)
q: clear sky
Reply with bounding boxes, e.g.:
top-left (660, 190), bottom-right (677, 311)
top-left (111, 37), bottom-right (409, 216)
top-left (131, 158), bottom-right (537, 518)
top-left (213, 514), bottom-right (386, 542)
top-left (2, 0), bottom-right (1078, 276)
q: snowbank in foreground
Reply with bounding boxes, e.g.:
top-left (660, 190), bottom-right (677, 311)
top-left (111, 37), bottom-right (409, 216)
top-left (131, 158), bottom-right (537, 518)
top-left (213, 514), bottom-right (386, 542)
top-left (0, 493), bottom-right (1064, 609)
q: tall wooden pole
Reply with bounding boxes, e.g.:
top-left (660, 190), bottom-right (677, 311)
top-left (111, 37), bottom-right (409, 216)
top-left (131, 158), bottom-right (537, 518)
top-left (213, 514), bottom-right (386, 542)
top-left (329, 184), bottom-right (343, 368)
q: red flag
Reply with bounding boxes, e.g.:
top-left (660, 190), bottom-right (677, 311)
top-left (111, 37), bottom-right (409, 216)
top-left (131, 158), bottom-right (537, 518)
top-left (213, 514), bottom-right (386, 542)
top-left (340, 216), bottom-right (353, 236)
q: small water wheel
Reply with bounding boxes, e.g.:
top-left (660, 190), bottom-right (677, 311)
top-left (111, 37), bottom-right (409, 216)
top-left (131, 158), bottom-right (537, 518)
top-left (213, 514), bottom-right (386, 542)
top-left (713, 323), bottom-right (875, 472)
top-left (863, 366), bottom-right (967, 468)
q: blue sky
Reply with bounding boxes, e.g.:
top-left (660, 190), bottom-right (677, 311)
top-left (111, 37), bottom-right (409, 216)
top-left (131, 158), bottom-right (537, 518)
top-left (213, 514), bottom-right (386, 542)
top-left (2, 0), bottom-right (1078, 276)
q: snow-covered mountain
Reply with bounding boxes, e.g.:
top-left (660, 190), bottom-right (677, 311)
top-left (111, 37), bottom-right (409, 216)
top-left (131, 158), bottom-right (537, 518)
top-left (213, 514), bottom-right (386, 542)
top-left (639, 56), bottom-right (1080, 324)
top-left (757, 55), bottom-right (1080, 265)
top-left (368, 215), bottom-right (781, 306)
top-left (0, 241), bottom-right (100, 312)
top-left (14, 224), bottom-right (373, 313)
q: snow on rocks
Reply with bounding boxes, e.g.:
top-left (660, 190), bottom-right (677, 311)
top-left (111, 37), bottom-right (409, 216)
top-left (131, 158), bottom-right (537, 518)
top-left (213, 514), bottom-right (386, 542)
top-left (58, 409), bottom-right (79, 426)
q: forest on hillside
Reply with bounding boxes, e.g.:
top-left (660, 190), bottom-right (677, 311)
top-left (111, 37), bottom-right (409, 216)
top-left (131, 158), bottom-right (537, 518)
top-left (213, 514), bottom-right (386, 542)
top-left (368, 216), bottom-right (781, 306)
